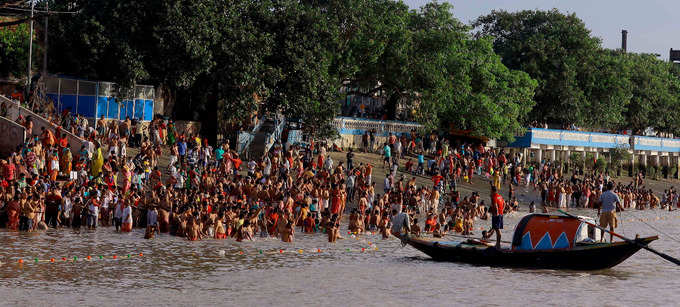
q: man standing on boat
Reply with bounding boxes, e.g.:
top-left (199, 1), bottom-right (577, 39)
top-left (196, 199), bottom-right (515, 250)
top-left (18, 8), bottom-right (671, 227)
top-left (598, 182), bottom-right (623, 242)
top-left (483, 186), bottom-right (505, 249)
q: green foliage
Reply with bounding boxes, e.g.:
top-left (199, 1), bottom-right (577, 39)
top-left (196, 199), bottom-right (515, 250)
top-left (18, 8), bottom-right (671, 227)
top-left (431, 37), bottom-right (537, 142)
top-left (609, 145), bottom-right (631, 170)
top-left (43, 3), bottom-right (680, 141)
top-left (0, 24), bottom-right (30, 78)
top-left (258, 0), bottom-right (341, 138)
top-left (569, 152), bottom-right (583, 167)
top-left (584, 153), bottom-right (595, 170)
top-left (647, 165), bottom-right (657, 180)
top-left (632, 162), bottom-right (644, 175)
top-left (45, 0), bottom-right (536, 142)
top-left (579, 50), bottom-right (631, 129)
top-left (595, 157), bottom-right (607, 173)
top-left (48, 0), bottom-right (338, 134)
top-left (474, 9), bottom-right (680, 135)
top-left (344, 2), bottom-right (537, 142)
top-left (473, 9), bottom-right (605, 128)
top-left (49, 1), bottom-right (210, 87)
top-left (624, 53), bottom-right (680, 135)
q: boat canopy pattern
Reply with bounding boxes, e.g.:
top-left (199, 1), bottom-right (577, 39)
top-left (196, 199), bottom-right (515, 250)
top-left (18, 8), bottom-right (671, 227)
top-left (512, 215), bottom-right (582, 251)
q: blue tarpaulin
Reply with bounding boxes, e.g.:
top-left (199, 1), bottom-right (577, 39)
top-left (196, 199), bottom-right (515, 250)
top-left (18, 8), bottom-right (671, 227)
top-left (45, 77), bottom-right (154, 122)
top-left (107, 97), bottom-right (119, 119)
top-left (144, 99), bottom-right (154, 121)
top-left (96, 97), bottom-right (108, 119)
top-left (77, 96), bottom-right (96, 117)
top-left (134, 99), bottom-right (144, 119)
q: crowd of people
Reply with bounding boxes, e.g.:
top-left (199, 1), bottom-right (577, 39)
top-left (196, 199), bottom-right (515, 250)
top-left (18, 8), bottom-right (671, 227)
top-left (518, 160), bottom-right (674, 212)
top-left (0, 101), bottom-right (511, 245)
top-left (0, 97), bottom-right (675, 248)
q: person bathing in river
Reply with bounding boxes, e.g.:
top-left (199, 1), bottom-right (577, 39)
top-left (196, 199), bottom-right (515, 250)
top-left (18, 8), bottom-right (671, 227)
top-left (121, 202), bottom-right (133, 233)
top-left (187, 216), bottom-right (201, 241)
top-left (215, 215), bottom-right (227, 239)
top-left (327, 215), bottom-right (339, 243)
top-left (281, 220), bottom-right (294, 242)
top-left (303, 213), bottom-right (315, 233)
top-left (410, 218), bottom-right (421, 237)
top-left (379, 213), bottom-right (390, 239)
top-left (348, 208), bottom-right (362, 234)
top-left (236, 220), bottom-right (253, 242)
top-left (145, 206), bottom-right (159, 239)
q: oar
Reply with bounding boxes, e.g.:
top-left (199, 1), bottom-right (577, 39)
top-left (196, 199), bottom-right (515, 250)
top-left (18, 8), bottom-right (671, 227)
top-left (447, 233), bottom-right (512, 244)
top-left (557, 210), bottom-right (680, 266)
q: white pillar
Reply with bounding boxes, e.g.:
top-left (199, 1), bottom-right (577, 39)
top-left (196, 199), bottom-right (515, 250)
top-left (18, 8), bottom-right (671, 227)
top-left (551, 149), bottom-right (556, 162)
top-left (536, 149), bottom-right (543, 164)
top-left (630, 151), bottom-right (635, 175)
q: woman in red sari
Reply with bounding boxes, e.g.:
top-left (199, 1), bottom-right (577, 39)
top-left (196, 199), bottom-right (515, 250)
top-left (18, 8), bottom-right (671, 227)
top-left (6, 194), bottom-right (20, 230)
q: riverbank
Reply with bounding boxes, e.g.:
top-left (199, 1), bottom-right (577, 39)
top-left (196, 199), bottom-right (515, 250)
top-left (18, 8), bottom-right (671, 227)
top-left (326, 150), bottom-right (678, 208)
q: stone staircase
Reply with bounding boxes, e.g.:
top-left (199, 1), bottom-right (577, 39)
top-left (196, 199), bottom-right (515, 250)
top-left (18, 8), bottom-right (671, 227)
top-left (0, 94), bottom-right (93, 155)
top-left (247, 119), bottom-right (275, 159)
top-left (0, 115), bottom-right (26, 157)
top-left (246, 116), bottom-right (284, 160)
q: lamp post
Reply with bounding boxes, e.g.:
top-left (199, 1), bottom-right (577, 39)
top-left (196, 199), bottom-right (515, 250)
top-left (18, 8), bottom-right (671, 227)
top-left (43, 1), bottom-right (48, 75)
top-left (27, 0), bottom-right (35, 90)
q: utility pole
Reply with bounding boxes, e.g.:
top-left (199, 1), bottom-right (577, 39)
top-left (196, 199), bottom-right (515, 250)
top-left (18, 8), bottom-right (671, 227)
top-left (27, 0), bottom-right (35, 90)
top-left (43, 1), bottom-right (48, 75)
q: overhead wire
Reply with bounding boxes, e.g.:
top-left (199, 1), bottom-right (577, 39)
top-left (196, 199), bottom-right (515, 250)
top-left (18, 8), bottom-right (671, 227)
top-left (0, 6), bottom-right (79, 14)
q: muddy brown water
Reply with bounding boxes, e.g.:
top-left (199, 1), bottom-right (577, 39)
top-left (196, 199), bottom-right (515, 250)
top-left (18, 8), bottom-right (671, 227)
top-left (0, 207), bottom-right (678, 306)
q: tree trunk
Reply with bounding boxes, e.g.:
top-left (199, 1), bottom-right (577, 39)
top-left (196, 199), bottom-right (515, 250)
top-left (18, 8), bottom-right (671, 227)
top-left (384, 92), bottom-right (399, 120)
top-left (156, 84), bottom-right (175, 117)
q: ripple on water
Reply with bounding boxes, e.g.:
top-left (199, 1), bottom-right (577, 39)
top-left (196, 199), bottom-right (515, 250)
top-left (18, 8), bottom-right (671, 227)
top-left (0, 209), bottom-right (679, 305)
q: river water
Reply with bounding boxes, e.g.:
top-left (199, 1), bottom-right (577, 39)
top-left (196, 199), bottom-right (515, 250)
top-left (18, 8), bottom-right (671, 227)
top-left (0, 208), bottom-right (678, 306)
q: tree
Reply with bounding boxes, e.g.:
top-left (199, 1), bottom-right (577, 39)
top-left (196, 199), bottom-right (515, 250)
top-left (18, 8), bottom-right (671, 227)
top-left (48, 0), bottom-right (220, 92)
top-left (623, 53), bottom-right (680, 135)
top-left (569, 152), bottom-right (583, 173)
top-left (43, 0), bottom-right (537, 142)
top-left (341, 2), bottom-right (536, 141)
top-left (0, 23), bottom-right (30, 78)
top-left (340, 0), bottom-right (413, 120)
top-left (595, 156), bottom-right (607, 173)
top-left (473, 9), bottom-right (616, 128)
top-left (579, 50), bottom-right (631, 130)
top-left (609, 145), bottom-right (631, 176)
top-left (423, 37), bottom-right (536, 141)
top-left (204, 0), bottom-right (276, 135)
top-left (257, 0), bottom-right (341, 138)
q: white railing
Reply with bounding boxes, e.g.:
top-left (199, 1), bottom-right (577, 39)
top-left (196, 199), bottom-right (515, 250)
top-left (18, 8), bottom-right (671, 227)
top-left (333, 117), bottom-right (422, 135)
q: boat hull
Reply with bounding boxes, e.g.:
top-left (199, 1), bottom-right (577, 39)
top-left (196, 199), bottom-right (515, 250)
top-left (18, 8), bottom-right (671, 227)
top-left (405, 236), bottom-right (658, 270)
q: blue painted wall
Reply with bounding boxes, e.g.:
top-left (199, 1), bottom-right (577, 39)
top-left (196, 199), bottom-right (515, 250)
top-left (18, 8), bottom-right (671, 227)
top-left (507, 128), bottom-right (680, 153)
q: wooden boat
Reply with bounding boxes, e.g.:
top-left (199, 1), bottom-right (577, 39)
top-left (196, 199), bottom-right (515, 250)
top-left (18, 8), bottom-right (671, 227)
top-left (403, 214), bottom-right (658, 270)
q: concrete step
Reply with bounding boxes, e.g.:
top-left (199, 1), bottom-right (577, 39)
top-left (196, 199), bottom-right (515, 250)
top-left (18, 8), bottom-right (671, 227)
top-left (1, 94), bottom-right (92, 155)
